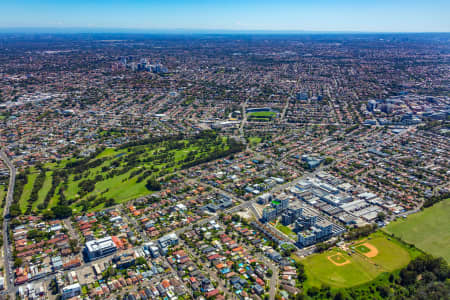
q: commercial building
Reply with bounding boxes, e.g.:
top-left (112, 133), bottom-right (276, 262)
top-left (262, 193), bottom-right (290, 222)
top-left (258, 193), bottom-right (273, 205)
top-left (158, 233), bottom-right (179, 249)
top-left (143, 242), bottom-right (161, 258)
top-left (301, 155), bottom-right (323, 169)
top-left (279, 204), bottom-right (344, 248)
top-left (297, 232), bottom-right (316, 247)
top-left (294, 211), bottom-right (318, 231)
top-left (62, 283), bottom-right (81, 299)
top-left (297, 218), bottom-right (333, 248)
top-left (51, 256), bottom-right (63, 271)
top-left (367, 100), bottom-right (377, 111)
top-left (113, 255), bottom-right (136, 269)
top-left (296, 92), bottom-right (308, 101)
top-left (83, 236), bottom-right (118, 261)
top-left (281, 202), bottom-right (305, 226)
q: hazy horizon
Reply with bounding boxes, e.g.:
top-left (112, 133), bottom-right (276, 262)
top-left (1, 0), bottom-right (449, 33)
top-left (0, 27), bottom-right (449, 35)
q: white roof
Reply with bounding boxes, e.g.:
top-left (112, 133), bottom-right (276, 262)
top-left (85, 236), bottom-right (116, 252)
top-left (62, 283), bottom-right (81, 292)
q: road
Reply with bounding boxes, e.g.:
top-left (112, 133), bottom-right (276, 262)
top-left (268, 261), bottom-right (279, 300)
top-left (280, 96), bottom-right (290, 121)
top-left (0, 154), bottom-right (326, 296)
top-left (0, 150), bottom-right (16, 293)
top-left (254, 252), bottom-right (279, 300)
top-left (239, 98), bottom-right (249, 137)
top-left (0, 174), bottom-right (260, 295)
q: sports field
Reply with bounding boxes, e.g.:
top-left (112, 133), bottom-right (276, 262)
top-left (248, 111), bottom-right (276, 117)
top-left (247, 111), bottom-right (277, 121)
top-left (384, 198), bottom-right (450, 262)
top-left (299, 233), bottom-right (415, 288)
top-left (355, 244), bottom-right (370, 253)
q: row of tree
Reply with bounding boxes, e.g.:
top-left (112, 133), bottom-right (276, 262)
top-left (25, 169), bottom-right (46, 214)
top-left (423, 192), bottom-right (450, 208)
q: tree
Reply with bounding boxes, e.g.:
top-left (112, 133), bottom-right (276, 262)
top-left (69, 239), bottom-right (78, 252)
top-left (102, 266), bottom-right (116, 279)
top-left (14, 257), bottom-right (23, 267)
top-left (376, 285), bottom-right (390, 298)
top-left (315, 242), bottom-right (331, 253)
top-left (9, 204), bottom-right (21, 217)
top-left (400, 269), bottom-right (417, 286)
top-left (105, 198), bottom-right (115, 207)
top-left (136, 256), bottom-right (147, 266)
top-left (294, 292), bottom-right (305, 300)
top-left (307, 287), bottom-right (319, 297)
top-left (376, 212), bottom-right (386, 222)
top-left (10, 218), bottom-right (22, 228)
top-left (42, 210), bottom-right (55, 220)
top-left (415, 281), bottom-right (450, 300)
top-left (422, 271), bottom-right (437, 283)
top-left (333, 290), bottom-right (348, 300)
top-left (324, 157), bottom-right (334, 165)
top-left (145, 178), bottom-right (161, 191)
top-left (52, 205), bottom-right (72, 219)
top-left (232, 215), bottom-right (241, 222)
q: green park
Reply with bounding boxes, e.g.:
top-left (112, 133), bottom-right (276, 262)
top-left (247, 110), bottom-right (277, 121)
top-left (384, 198), bottom-right (450, 263)
top-left (12, 131), bottom-right (243, 216)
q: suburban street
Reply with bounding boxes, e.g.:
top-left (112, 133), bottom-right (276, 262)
top-left (0, 150), bottom-right (16, 293)
top-left (0, 134), bottom-right (407, 296)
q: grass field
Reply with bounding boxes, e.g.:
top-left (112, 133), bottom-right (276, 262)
top-left (19, 172), bottom-right (38, 213)
top-left (299, 232), bottom-right (418, 289)
top-left (247, 111), bottom-right (277, 121)
top-left (32, 171), bottom-right (53, 210)
top-left (248, 111), bottom-right (276, 117)
top-left (355, 244), bottom-right (370, 253)
top-left (328, 253), bottom-right (350, 265)
top-left (384, 198), bottom-right (450, 262)
top-left (301, 248), bottom-right (380, 288)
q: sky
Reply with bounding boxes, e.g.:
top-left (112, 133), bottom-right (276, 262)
top-left (0, 0), bottom-right (449, 33)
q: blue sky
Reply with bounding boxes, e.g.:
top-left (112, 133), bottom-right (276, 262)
top-left (1, 0), bottom-right (449, 32)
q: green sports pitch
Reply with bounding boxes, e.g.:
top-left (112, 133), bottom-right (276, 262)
top-left (298, 232), bottom-right (418, 289)
top-left (247, 110), bottom-right (277, 120)
top-left (384, 198), bottom-right (450, 263)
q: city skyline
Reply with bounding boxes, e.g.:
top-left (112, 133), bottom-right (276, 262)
top-left (1, 0), bottom-right (449, 33)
